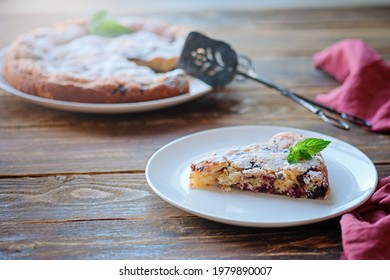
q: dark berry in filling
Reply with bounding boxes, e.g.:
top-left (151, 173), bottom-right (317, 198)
top-left (307, 184), bottom-right (328, 199)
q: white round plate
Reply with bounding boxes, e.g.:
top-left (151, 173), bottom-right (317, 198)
top-left (0, 48), bottom-right (212, 113)
top-left (146, 125), bottom-right (378, 228)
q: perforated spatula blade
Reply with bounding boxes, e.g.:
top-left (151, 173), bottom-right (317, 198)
top-left (177, 31), bottom-right (237, 88)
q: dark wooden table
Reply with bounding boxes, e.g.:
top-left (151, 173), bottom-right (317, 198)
top-left (1, 4), bottom-right (389, 259)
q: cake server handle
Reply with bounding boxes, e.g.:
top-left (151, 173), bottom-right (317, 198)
top-left (238, 69), bottom-right (350, 130)
top-left (294, 94), bottom-right (371, 128)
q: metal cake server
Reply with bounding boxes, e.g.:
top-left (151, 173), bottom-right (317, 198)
top-left (178, 31), bottom-right (371, 130)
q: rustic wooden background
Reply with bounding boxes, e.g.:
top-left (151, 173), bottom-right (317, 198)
top-left (0, 4), bottom-right (389, 259)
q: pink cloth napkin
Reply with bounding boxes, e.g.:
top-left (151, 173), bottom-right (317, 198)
top-left (313, 39), bottom-right (390, 132)
top-left (340, 176), bottom-right (390, 259)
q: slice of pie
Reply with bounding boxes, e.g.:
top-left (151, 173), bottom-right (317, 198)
top-left (3, 17), bottom-right (189, 103)
top-left (190, 131), bottom-right (330, 199)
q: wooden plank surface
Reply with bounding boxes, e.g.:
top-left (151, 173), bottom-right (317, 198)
top-left (1, 87), bottom-right (389, 176)
top-left (0, 5), bottom-right (389, 260)
top-left (0, 220), bottom-right (343, 260)
top-left (0, 174), bottom-right (342, 260)
top-left (2, 7), bottom-right (390, 53)
top-left (1, 164), bottom-right (389, 259)
top-left (0, 218), bottom-right (343, 260)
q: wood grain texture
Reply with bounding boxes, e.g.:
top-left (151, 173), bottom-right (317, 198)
top-left (0, 5), bottom-right (389, 260)
top-left (1, 166), bottom-right (389, 259)
top-left (0, 86), bottom-right (389, 176)
top-left (0, 174), bottom-right (343, 260)
top-left (0, 219), bottom-right (342, 260)
top-left (1, 7), bottom-right (390, 51)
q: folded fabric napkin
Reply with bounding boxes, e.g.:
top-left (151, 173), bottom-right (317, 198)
top-left (340, 176), bottom-right (390, 259)
top-left (313, 39), bottom-right (390, 132)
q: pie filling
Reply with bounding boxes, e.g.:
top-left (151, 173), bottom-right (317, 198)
top-left (219, 168), bottom-right (329, 199)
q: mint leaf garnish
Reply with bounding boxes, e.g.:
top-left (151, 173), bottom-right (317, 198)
top-left (88, 11), bottom-right (129, 37)
top-left (287, 138), bottom-right (331, 164)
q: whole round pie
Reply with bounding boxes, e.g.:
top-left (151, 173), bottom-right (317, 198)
top-left (2, 16), bottom-right (190, 103)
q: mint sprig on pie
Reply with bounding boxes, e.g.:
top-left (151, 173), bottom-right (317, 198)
top-left (287, 138), bottom-right (331, 164)
top-left (88, 11), bottom-right (130, 37)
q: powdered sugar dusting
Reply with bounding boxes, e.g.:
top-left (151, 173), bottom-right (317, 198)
top-left (22, 19), bottom-right (186, 83)
top-left (204, 132), bottom-right (321, 172)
